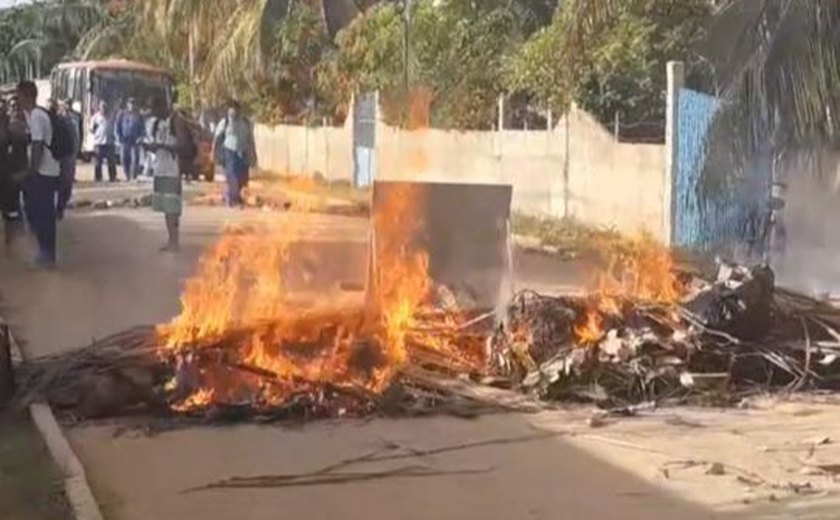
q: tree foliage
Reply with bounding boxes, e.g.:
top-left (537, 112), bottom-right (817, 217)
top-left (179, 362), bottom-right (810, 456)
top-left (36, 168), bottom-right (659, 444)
top-left (250, 3), bottom-right (333, 122)
top-left (1, 0), bottom-right (729, 135)
top-left (0, 0), bottom-right (104, 84)
top-left (322, 0), bottom-right (553, 128)
top-left (507, 0), bottom-right (713, 133)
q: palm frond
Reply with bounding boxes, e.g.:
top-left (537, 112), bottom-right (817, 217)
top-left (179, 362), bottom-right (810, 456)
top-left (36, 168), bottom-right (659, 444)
top-left (704, 0), bottom-right (840, 145)
top-left (200, 0), bottom-right (269, 101)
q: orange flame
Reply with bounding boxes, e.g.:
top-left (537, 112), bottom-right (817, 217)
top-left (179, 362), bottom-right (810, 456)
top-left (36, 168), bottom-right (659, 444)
top-left (157, 111), bottom-right (479, 410)
top-left (574, 311), bottom-right (604, 344)
top-left (574, 233), bottom-right (682, 344)
top-left (157, 188), bottom-right (434, 409)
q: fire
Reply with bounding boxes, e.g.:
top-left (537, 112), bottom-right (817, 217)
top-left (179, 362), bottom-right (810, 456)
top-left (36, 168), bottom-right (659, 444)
top-left (157, 145), bottom-right (482, 411)
top-left (156, 91), bottom-right (488, 413)
top-left (574, 311), bottom-right (604, 344)
top-left (575, 233), bottom-right (682, 343)
top-left (157, 188), bottom-right (432, 410)
top-left (172, 387), bottom-right (215, 412)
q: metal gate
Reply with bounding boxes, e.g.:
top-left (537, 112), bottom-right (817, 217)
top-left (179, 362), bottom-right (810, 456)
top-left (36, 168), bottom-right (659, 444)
top-left (673, 88), bottom-right (770, 252)
top-left (352, 92), bottom-right (377, 188)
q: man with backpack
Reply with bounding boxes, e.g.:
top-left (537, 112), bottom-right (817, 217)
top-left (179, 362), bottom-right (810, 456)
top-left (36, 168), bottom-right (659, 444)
top-left (212, 99), bottom-right (256, 207)
top-left (16, 81), bottom-right (74, 268)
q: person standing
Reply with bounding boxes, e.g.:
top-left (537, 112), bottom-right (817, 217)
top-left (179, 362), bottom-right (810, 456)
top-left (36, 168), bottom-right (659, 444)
top-left (172, 108), bottom-right (199, 182)
top-left (90, 100), bottom-right (117, 182)
top-left (4, 97), bottom-right (29, 222)
top-left (0, 99), bottom-right (17, 230)
top-left (115, 98), bottom-right (144, 180)
top-left (56, 99), bottom-right (80, 219)
top-left (16, 81), bottom-right (61, 267)
top-left (0, 100), bottom-right (12, 216)
top-left (143, 96), bottom-right (183, 252)
top-left (212, 99), bottom-right (256, 207)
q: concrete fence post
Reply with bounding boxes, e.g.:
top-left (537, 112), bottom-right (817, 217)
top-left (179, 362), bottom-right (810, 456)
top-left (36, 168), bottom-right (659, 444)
top-left (495, 95), bottom-right (505, 158)
top-left (664, 61), bottom-right (685, 246)
top-left (323, 117), bottom-right (330, 180)
top-left (563, 110), bottom-right (570, 219)
top-left (305, 122), bottom-right (310, 176)
top-left (284, 126), bottom-right (291, 175)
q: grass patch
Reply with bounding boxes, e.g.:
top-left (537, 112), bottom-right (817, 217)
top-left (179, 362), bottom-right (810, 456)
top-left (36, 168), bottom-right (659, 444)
top-left (0, 412), bottom-right (71, 520)
top-left (252, 171), bottom-right (371, 205)
top-left (512, 213), bottom-right (713, 274)
top-left (512, 213), bottom-right (625, 260)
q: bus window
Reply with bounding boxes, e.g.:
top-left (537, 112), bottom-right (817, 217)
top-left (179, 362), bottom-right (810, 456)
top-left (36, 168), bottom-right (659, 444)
top-left (92, 69), bottom-right (172, 111)
top-left (70, 68), bottom-right (82, 103)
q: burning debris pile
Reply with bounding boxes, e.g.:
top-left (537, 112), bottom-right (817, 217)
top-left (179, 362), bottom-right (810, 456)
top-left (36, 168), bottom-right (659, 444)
top-left (13, 183), bottom-right (498, 421)
top-left (491, 261), bottom-right (840, 407)
top-left (11, 184), bottom-right (840, 421)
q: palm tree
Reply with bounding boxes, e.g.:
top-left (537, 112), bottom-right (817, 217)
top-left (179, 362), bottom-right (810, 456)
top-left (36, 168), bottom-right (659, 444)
top-left (76, 0), bottom-right (385, 103)
top-left (702, 0), bottom-right (840, 150)
top-left (0, 0), bottom-right (104, 83)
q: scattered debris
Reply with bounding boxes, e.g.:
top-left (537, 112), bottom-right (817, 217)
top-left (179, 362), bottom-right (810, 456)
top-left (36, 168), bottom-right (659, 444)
top-left (489, 264), bottom-right (840, 408)
top-left (186, 432), bottom-right (558, 492)
top-left (11, 262), bottom-right (840, 423)
top-left (706, 462), bottom-right (726, 476)
top-left (68, 194), bottom-right (153, 211)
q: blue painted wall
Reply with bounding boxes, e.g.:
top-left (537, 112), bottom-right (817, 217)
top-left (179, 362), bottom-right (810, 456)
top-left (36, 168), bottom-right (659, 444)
top-left (673, 88), bottom-right (770, 251)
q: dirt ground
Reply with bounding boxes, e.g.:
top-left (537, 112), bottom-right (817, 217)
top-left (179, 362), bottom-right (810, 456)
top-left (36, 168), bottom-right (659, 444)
top-left (0, 205), bottom-right (837, 519)
top-left (0, 413), bottom-right (71, 520)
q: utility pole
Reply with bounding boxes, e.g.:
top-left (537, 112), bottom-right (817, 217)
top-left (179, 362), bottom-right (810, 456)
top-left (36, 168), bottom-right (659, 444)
top-left (403, 0), bottom-right (413, 95)
top-left (188, 27), bottom-right (196, 110)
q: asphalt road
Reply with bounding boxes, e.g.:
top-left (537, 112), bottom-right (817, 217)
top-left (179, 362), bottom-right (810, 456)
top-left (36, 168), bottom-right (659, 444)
top-left (0, 205), bottom-right (731, 520)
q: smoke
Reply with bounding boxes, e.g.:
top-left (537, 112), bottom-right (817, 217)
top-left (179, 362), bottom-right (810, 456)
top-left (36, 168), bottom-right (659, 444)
top-left (773, 151), bottom-right (840, 296)
top-left (494, 218), bottom-right (515, 327)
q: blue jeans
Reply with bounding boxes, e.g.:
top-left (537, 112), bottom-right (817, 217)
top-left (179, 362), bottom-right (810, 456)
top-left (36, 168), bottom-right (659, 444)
top-left (223, 149), bottom-right (248, 206)
top-left (22, 173), bottom-right (59, 263)
top-left (121, 143), bottom-right (140, 180)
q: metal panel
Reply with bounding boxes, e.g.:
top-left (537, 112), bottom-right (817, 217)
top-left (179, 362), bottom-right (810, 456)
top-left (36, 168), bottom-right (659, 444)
top-left (354, 147), bottom-right (374, 188)
top-left (353, 92), bottom-right (377, 187)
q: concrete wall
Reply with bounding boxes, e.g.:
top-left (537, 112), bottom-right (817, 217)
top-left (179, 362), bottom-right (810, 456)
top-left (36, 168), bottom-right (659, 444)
top-left (253, 105), bottom-right (666, 240)
top-left (252, 122), bottom-right (352, 182)
top-left (375, 106), bottom-right (666, 240)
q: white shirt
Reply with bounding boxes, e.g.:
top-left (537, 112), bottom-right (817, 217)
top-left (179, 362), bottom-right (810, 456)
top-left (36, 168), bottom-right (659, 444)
top-left (90, 112), bottom-right (114, 146)
top-left (26, 108), bottom-right (61, 178)
top-left (147, 116), bottom-right (178, 178)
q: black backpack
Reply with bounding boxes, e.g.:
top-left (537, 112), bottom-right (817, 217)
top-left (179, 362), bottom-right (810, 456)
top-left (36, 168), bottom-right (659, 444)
top-left (36, 107), bottom-right (74, 161)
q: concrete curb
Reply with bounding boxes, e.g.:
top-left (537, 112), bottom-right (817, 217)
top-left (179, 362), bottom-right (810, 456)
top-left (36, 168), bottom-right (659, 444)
top-left (5, 325), bottom-right (105, 520)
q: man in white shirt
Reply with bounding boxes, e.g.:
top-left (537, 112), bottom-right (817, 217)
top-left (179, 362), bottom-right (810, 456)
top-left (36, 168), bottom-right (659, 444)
top-left (90, 100), bottom-right (117, 182)
top-left (17, 80), bottom-right (60, 267)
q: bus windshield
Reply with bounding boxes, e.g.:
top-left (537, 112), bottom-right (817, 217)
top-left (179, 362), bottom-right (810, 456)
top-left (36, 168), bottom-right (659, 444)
top-left (91, 69), bottom-right (172, 110)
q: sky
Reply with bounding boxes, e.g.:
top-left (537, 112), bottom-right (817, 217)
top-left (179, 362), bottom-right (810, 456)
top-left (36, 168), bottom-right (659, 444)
top-left (0, 0), bottom-right (34, 8)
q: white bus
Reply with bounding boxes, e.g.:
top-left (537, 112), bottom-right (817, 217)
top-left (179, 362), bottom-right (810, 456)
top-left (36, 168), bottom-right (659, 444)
top-left (50, 59), bottom-right (174, 158)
